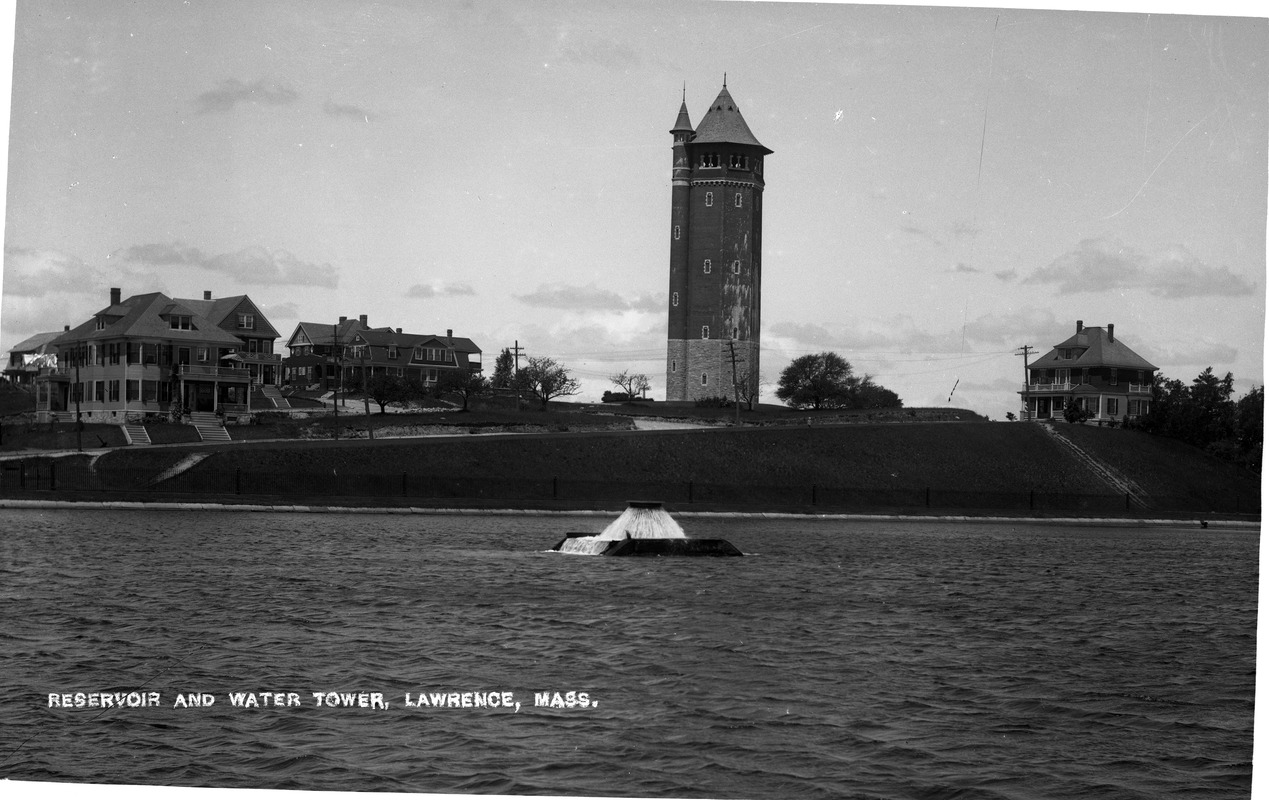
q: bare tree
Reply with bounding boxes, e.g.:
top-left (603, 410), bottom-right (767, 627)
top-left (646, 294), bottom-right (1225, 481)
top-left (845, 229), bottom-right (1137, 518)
top-left (609, 369), bottom-right (651, 399)
top-left (517, 356), bottom-right (581, 409)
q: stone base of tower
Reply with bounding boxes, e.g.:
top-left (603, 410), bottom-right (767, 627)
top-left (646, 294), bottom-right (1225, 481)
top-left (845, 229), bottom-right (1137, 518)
top-left (666, 339), bottom-right (760, 403)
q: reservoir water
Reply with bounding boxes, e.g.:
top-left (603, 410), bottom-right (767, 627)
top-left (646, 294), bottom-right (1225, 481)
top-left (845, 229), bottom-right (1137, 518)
top-left (0, 508), bottom-right (1256, 798)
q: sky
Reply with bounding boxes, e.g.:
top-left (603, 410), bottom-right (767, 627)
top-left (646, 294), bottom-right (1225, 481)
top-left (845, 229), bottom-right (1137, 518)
top-left (0, 0), bottom-right (1265, 421)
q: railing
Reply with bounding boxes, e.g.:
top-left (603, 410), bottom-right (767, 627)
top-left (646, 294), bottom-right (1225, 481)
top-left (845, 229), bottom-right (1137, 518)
top-left (1024, 383), bottom-right (1073, 393)
top-left (0, 464), bottom-right (1256, 515)
top-left (178, 364), bottom-right (251, 380)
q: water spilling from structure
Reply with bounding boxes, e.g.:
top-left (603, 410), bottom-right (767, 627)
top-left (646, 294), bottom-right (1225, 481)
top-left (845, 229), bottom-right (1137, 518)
top-left (552, 501), bottom-right (741, 557)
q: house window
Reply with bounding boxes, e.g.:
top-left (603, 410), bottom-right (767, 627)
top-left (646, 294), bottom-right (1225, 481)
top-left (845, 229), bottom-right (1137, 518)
top-left (735, 193), bottom-right (743, 207)
top-left (237, 314), bottom-right (255, 330)
top-left (95, 317), bottom-right (106, 331)
top-left (1137, 371), bottom-right (1144, 383)
top-left (95, 381), bottom-right (104, 402)
top-left (1107, 398), bottom-right (1120, 416)
top-left (126, 380), bottom-right (139, 402)
top-left (143, 381), bottom-right (158, 402)
top-left (169, 315), bottom-right (191, 330)
top-left (1080, 368), bottom-right (1088, 384)
top-left (109, 343), bottom-right (120, 365)
top-left (388, 346), bottom-right (398, 359)
top-left (673, 225), bottom-right (680, 240)
top-left (127, 343), bottom-right (140, 364)
top-left (197, 347), bottom-right (208, 362)
top-left (701, 326), bottom-right (710, 339)
top-left (703, 259), bottom-right (712, 274)
top-left (705, 192), bottom-right (713, 207)
top-left (1110, 368), bottom-right (1118, 385)
top-left (672, 292), bottom-right (679, 307)
top-left (108, 380), bottom-right (120, 402)
top-left (142, 344), bottom-right (157, 365)
top-left (732, 260), bottom-right (741, 274)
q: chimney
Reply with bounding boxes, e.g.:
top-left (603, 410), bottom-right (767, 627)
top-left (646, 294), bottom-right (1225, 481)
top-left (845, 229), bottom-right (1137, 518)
top-left (339, 316), bottom-right (347, 324)
top-left (110, 287), bottom-right (121, 306)
top-left (447, 329), bottom-right (453, 339)
top-left (1107, 323), bottom-right (1114, 343)
top-left (1075, 320), bottom-right (1083, 333)
top-left (203, 290), bottom-right (212, 300)
top-left (64, 325), bottom-right (70, 331)
top-left (396, 328), bottom-right (402, 334)
top-left (359, 314), bottom-right (368, 326)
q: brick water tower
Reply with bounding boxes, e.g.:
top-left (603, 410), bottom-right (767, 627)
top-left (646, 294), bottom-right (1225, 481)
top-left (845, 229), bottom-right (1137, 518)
top-left (665, 81), bottom-right (771, 402)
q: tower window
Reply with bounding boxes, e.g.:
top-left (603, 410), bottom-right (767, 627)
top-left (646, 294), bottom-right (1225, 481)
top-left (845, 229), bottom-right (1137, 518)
top-left (703, 259), bottom-right (712, 274)
top-left (701, 326), bottom-right (710, 339)
top-left (672, 292), bottom-right (679, 307)
top-left (705, 192), bottom-right (713, 207)
top-left (732, 260), bottom-right (741, 274)
top-left (701, 373), bottom-right (708, 386)
top-left (671, 360), bottom-right (676, 372)
top-left (700, 153), bottom-right (719, 168)
top-left (729, 154), bottom-right (747, 169)
top-left (735, 193), bottom-right (743, 207)
top-left (673, 225), bottom-right (680, 240)
top-left (733, 328), bottom-right (738, 339)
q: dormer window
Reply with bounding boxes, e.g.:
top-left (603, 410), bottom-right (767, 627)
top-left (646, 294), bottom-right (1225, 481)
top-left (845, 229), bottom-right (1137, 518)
top-left (237, 313), bottom-right (254, 330)
top-left (388, 346), bottom-right (398, 359)
top-left (95, 317), bottom-right (106, 331)
top-left (169, 315), bottom-right (192, 330)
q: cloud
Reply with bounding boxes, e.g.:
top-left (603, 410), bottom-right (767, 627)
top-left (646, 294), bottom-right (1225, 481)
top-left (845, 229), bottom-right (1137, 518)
top-left (113, 242), bottom-right (339, 288)
top-left (3, 246), bottom-right (106, 298)
top-left (899, 222), bottom-right (944, 249)
top-left (994, 269), bottom-right (1018, 282)
top-left (515, 282), bottom-right (658, 312)
top-left (553, 32), bottom-right (640, 71)
top-left (953, 262), bottom-right (980, 274)
top-left (262, 302), bottom-right (301, 320)
top-left (1150, 342), bottom-right (1241, 369)
top-left (1026, 238), bottom-right (1257, 298)
top-left (406, 282), bottom-right (476, 298)
top-left (195, 79), bottom-right (299, 114)
top-left (324, 100), bottom-right (375, 122)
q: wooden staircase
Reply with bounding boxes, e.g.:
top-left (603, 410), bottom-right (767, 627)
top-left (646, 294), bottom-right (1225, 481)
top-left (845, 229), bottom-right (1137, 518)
top-left (260, 384), bottom-right (290, 409)
top-left (190, 412), bottom-right (232, 443)
top-left (122, 422), bottom-right (151, 446)
top-left (1039, 423), bottom-right (1150, 509)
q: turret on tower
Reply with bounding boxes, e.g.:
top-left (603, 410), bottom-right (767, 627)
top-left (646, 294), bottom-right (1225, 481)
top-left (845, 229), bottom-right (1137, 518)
top-left (666, 83), bottom-right (771, 403)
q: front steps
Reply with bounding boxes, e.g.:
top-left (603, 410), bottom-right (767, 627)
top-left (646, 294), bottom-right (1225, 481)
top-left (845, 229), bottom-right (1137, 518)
top-left (122, 422), bottom-right (152, 446)
top-left (189, 412), bottom-right (232, 443)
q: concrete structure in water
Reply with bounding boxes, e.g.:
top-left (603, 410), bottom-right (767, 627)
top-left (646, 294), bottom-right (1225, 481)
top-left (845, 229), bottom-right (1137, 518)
top-left (665, 82), bottom-right (772, 403)
top-left (550, 501), bottom-right (743, 557)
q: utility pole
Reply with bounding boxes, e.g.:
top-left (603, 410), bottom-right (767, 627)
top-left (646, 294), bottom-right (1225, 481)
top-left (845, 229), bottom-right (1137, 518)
top-left (74, 347), bottom-right (82, 452)
top-left (511, 340), bottom-right (524, 411)
top-left (1015, 344), bottom-right (1034, 420)
top-left (360, 345), bottom-right (374, 440)
top-left (332, 323), bottom-right (339, 438)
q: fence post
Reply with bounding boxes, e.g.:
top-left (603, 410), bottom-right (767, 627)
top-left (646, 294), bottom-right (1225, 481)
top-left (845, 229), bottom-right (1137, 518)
top-left (812, 483), bottom-right (817, 506)
top-left (50, 461), bottom-right (56, 491)
top-left (235, 468), bottom-right (242, 495)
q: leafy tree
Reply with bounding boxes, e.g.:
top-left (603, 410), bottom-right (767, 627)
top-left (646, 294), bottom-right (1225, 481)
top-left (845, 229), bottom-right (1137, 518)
top-left (609, 370), bottom-right (651, 399)
top-left (776, 353), bottom-right (901, 410)
top-left (516, 356), bottom-right (581, 409)
top-left (365, 373), bottom-right (407, 414)
top-left (776, 352), bottom-right (855, 409)
top-left (1140, 367), bottom-right (1260, 473)
top-left (491, 348), bottom-right (515, 389)
top-left (435, 369), bottom-right (488, 411)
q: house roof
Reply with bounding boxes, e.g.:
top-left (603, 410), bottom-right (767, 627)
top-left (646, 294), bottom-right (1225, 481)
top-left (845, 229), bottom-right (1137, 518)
top-left (288, 319), bottom-right (375, 348)
top-left (176, 295), bottom-right (281, 338)
top-left (355, 328), bottom-right (481, 354)
top-left (7, 331), bottom-right (63, 355)
top-left (55, 292), bottom-right (245, 346)
top-left (689, 85), bottom-right (772, 155)
top-left (1030, 325), bottom-right (1158, 371)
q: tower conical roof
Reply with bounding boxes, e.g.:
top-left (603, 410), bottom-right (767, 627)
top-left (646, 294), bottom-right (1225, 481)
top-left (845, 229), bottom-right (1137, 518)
top-left (690, 85), bottom-right (771, 154)
top-left (670, 98), bottom-right (694, 135)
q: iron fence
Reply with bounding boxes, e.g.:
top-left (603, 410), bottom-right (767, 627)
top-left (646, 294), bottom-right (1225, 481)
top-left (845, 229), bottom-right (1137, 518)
top-left (0, 460), bottom-right (1256, 516)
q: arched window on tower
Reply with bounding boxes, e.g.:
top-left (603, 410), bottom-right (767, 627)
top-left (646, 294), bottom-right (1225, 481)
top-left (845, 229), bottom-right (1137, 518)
top-left (672, 292), bottom-right (679, 307)
top-left (735, 193), bottom-right (743, 207)
top-left (705, 192), bottom-right (713, 207)
top-left (673, 225), bottom-right (680, 240)
top-left (703, 259), bottom-right (711, 274)
top-left (701, 326), bottom-right (710, 339)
